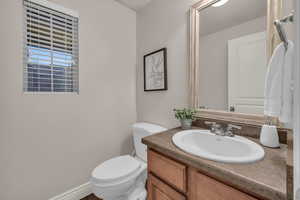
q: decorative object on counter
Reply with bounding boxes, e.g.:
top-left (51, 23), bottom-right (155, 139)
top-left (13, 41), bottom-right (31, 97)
top-left (174, 108), bottom-right (196, 129)
top-left (144, 48), bottom-right (167, 91)
top-left (260, 124), bottom-right (280, 148)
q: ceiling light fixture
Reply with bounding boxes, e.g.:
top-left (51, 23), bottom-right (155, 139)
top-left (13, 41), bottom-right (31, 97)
top-left (212, 0), bottom-right (229, 7)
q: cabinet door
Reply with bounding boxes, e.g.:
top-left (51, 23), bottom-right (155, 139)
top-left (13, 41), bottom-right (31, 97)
top-left (148, 174), bottom-right (186, 200)
top-left (148, 150), bottom-right (187, 193)
top-left (188, 169), bottom-right (259, 200)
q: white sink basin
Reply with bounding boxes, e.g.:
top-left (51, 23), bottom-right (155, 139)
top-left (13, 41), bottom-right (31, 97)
top-left (172, 129), bottom-right (265, 164)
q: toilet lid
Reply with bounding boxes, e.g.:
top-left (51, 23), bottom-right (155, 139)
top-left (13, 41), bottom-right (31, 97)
top-left (92, 155), bottom-right (141, 184)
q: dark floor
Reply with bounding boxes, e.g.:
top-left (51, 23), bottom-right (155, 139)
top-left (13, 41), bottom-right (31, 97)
top-left (81, 194), bottom-right (101, 200)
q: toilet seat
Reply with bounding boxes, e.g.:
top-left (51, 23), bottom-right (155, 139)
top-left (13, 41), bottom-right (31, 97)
top-left (91, 155), bottom-right (143, 186)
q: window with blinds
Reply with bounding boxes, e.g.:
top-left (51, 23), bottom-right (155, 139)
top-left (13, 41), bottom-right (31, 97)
top-left (23, 0), bottom-right (79, 92)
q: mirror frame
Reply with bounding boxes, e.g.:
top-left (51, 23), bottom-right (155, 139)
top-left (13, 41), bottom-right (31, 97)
top-left (189, 0), bottom-right (283, 126)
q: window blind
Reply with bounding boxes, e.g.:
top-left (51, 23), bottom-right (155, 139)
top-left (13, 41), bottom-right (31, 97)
top-left (23, 0), bottom-right (79, 92)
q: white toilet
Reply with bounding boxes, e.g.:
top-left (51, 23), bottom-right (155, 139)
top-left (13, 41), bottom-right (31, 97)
top-left (91, 123), bottom-right (167, 200)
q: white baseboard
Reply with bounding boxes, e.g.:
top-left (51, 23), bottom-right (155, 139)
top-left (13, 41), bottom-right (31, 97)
top-left (49, 182), bottom-right (92, 200)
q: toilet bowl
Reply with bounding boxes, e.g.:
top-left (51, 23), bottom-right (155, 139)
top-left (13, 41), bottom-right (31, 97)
top-left (91, 155), bottom-right (147, 200)
top-left (91, 123), bottom-right (167, 200)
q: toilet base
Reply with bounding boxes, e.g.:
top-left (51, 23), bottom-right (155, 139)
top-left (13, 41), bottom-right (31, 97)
top-left (93, 167), bottom-right (147, 200)
top-left (94, 185), bottom-right (146, 200)
top-left (91, 156), bottom-right (148, 200)
top-left (128, 184), bottom-right (147, 200)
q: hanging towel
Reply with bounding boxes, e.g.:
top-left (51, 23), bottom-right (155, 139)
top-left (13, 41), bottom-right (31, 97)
top-left (280, 40), bottom-right (295, 123)
top-left (264, 42), bottom-right (286, 118)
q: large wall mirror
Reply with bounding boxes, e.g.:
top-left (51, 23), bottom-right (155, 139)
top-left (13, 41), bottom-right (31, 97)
top-left (190, 0), bottom-right (282, 124)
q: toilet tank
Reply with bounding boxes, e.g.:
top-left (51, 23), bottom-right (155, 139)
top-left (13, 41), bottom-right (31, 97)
top-left (133, 123), bottom-right (167, 162)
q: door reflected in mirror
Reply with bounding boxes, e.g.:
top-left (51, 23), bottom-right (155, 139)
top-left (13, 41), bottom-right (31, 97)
top-left (198, 0), bottom-right (267, 114)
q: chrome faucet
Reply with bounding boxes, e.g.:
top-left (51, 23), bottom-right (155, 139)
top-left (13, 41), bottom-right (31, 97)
top-left (204, 121), bottom-right (242, 137)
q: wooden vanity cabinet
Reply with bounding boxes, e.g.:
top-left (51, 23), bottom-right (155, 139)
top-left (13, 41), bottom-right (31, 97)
top-left (147, 149), bottom-right (260, 200)
top-left (148, 174), bottom-right (186, 200)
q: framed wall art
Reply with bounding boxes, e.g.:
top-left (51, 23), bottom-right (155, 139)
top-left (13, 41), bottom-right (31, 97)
top-left (144, 48), bottom-right (168, 91)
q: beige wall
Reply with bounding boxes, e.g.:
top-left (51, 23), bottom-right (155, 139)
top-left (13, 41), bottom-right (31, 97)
top-left (199, 16), bottom-right (266, 110)
top-left (136, 0), bottom-right (200, 128)
top-left (0, 0), bottom-right (136, 199)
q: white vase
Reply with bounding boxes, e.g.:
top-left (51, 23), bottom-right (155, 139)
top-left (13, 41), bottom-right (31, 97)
top-left (260, 125), bottom-right (280, 148)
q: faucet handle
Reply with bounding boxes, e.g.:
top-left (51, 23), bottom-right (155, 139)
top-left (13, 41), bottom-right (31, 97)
top-left (227, 124), bottom-right (242, 131)
top-left (204, 121), bottom-right (220, 133)
top-left (204, 121), bottom-right (219, 129)
top-left (224, 124), bottom-right (241, 137)
top-left (204, 121), bottom-right (217, 126)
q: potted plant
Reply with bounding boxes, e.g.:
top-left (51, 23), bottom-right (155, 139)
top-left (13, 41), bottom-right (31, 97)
top-left (173, 108), bottom-right (197, 129)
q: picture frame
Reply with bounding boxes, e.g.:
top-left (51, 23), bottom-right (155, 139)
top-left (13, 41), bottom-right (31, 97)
top-left (144, 48), bottom-right (168, 91)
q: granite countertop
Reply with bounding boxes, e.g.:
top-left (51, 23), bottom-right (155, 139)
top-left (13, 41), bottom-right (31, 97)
top-left (142, 127), bottom-right (287, 200)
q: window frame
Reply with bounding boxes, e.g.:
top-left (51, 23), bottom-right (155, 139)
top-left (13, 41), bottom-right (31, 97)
top-left (23, 0), bottom-right (79, 94)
